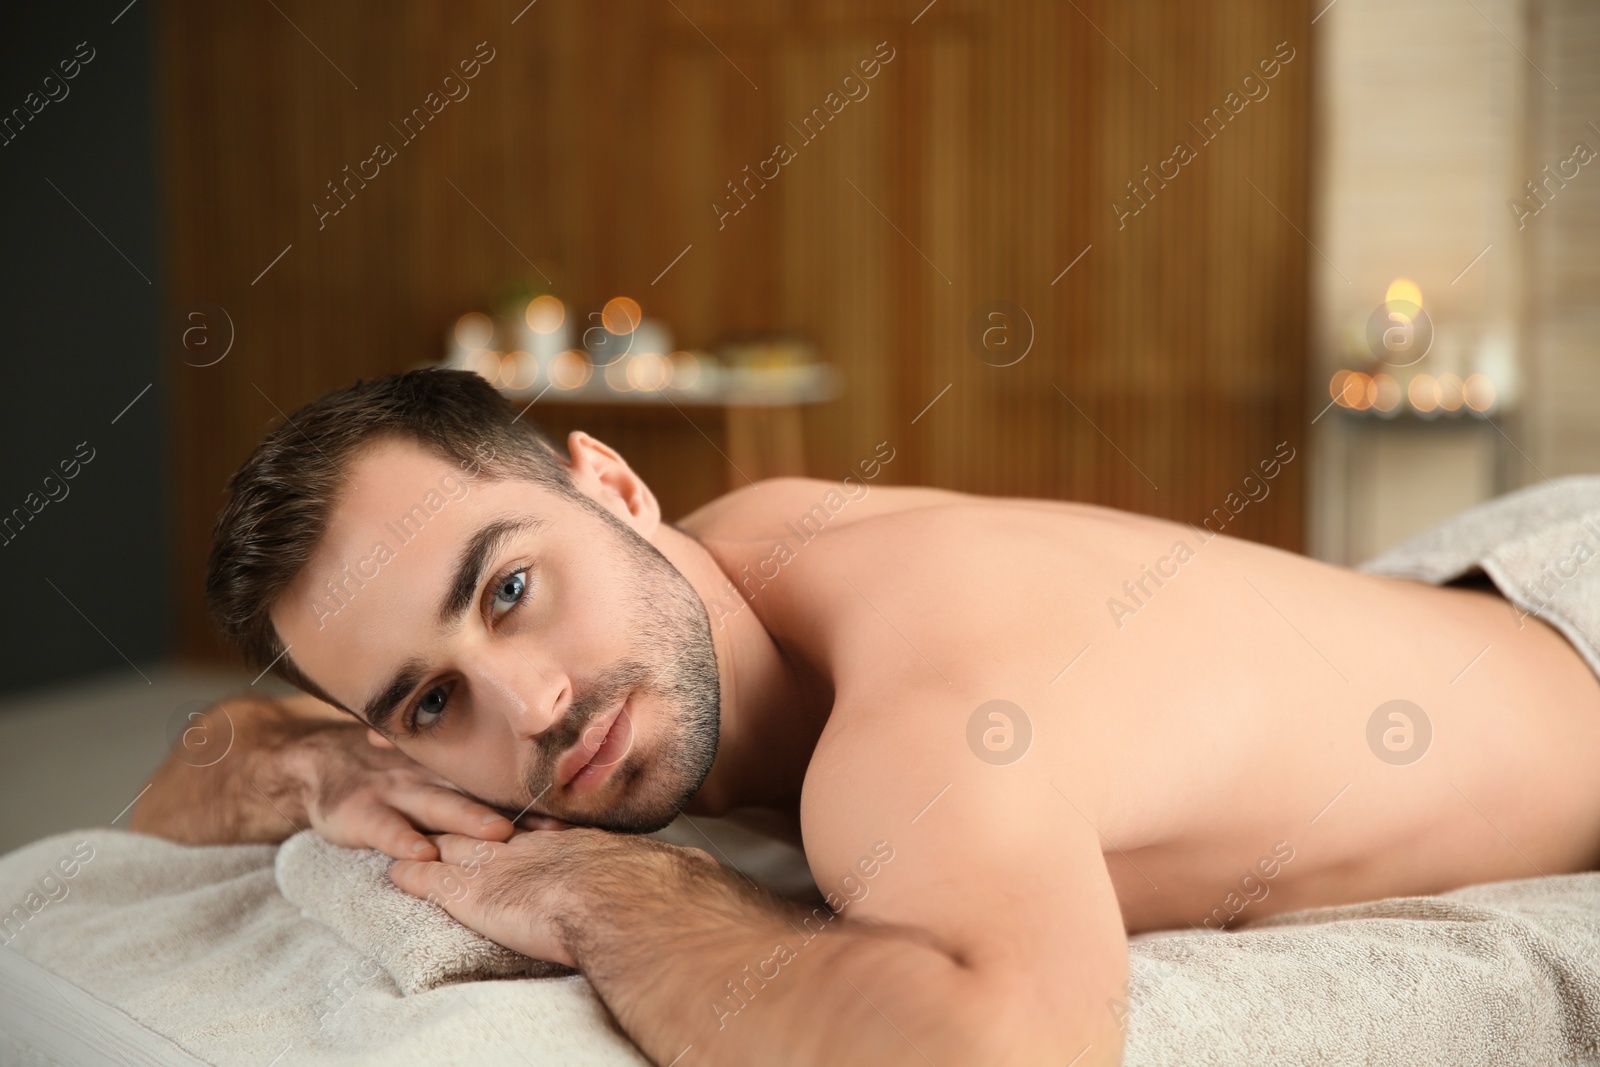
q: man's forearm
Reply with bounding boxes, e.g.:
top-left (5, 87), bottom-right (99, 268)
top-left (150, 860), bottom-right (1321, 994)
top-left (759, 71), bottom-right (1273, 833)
top-left (128, 695), bottom-right (326, 844)
top-left (558, 841), bottom-right (1012, 1066)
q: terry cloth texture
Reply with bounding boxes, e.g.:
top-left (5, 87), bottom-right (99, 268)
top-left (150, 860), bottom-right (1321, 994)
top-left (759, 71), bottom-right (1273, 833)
top-left (273, 829), bottom-right (573, 993)
top-left (1120, 873), bottom-right (1600, 1066)
top-left (3, 830), bottom-right (1599, 1065)
top-left (1358, 474), bottom-right (1600, 678)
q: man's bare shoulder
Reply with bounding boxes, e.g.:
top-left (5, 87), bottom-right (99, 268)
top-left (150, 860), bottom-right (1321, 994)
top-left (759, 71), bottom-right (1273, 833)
top-left (675, 476), bottom-right (975, 543)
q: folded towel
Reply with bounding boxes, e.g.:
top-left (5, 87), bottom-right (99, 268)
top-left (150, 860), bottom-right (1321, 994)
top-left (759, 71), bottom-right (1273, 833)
top-left (0, 830), bottom-right (640, 1066)
top-left (1359, 473), bottom-right (1600, 676)
top-left (274, 829), bottom-right (573, 994)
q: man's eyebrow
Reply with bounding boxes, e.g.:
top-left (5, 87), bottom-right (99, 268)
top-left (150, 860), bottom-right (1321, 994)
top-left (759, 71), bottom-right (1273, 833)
top-left (436, 515), bottom-right (548, 628)
top-left (360, 515), bottom-right (548, 732)
top-left (362, 657), bottom-right (428, 734)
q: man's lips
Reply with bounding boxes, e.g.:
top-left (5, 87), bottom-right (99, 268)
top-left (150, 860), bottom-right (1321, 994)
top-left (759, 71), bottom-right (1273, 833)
top-left (555, 695), bottom-right (632, 790)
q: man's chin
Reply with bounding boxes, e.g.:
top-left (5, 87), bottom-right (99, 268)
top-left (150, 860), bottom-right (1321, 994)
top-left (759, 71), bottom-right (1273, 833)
top-left (557, 762), bottom-right (699, 836)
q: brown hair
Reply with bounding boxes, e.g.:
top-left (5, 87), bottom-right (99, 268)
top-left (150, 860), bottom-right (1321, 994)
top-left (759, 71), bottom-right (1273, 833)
top-left (205, 368), bottom-right (577, 708)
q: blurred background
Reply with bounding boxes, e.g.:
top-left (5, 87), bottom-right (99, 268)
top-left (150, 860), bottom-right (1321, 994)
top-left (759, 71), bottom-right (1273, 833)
top-left (1, 0), bottom-right (1595, 852)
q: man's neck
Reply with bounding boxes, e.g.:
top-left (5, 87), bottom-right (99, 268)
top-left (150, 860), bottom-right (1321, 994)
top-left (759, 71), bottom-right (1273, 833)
top-left (649, 522), bottom-right (830, 820)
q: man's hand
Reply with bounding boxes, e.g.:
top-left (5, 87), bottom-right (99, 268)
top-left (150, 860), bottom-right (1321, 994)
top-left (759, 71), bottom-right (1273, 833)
top-left (131, 692), bottom-right (564, 857)
top-left (390, 829), bottom-right (719, 966)
top-left (386, 822), bottom-right (1009, 1067)
top-left (291, 724), bottom-right (529, 861)
top-left (389, 828), bottom-right (650, 966)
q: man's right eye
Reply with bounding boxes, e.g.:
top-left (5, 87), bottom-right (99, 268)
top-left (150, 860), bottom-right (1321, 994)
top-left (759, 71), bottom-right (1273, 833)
top-left (483, 563), bottom-right (534, 620)
top-left (489, 568), bottom-right (529, 621)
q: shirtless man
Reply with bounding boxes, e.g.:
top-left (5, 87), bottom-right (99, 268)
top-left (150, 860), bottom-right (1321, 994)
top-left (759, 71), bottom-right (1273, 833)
top-left (132, 368), bottom-right (1600, 1066)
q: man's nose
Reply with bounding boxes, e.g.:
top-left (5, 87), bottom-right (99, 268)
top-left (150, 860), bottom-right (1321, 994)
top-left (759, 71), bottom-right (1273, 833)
top-left (466, 644), bottom-right (565, 740)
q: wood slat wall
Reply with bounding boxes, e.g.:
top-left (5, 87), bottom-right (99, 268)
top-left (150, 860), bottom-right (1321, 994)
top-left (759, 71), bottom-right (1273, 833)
top-left (161, 0), bottom-right (1311, 662)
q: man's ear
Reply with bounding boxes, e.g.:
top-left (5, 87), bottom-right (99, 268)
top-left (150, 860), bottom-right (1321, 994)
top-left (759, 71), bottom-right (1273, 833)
top-left (564, 431), bottom-right (661, 536)
top-left (368, 728), bottom-right (396, 749)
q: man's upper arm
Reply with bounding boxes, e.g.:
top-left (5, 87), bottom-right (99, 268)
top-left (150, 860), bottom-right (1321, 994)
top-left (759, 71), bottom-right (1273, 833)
top-left (800, 696), bottom-right (1130, 1064)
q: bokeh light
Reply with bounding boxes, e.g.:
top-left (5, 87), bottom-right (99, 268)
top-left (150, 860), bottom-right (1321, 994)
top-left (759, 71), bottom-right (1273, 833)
top-left (500, 351), bottom-right (538, 390)
top-left (1464, 373), bottom-right (1497, 412)
top-left (463, 348), bottom-right (502, 384)
top-left (549, 349), bottom-right (592, 390)
top-left (1408, 373), bottom-right (1439, 413)
top-left (1385, 277), bottom-right (1423, 312)
top-left (627, 351), bottom-right (671, 392)
top-left (1373, 372), bottom-right (1401, 412)
top-left (524, 295), bottom-right (565, 334)
top-left (454, 311), bottom-right (494, 349)
top-left (1436, 373), bottom-right (1464, 412)
top-left (601, 296), bottom-right (642, 335)
top-left (1333, 370), bottom-right (1371, 408)
top-left (604, 355), bottom-right (633, 392)
top-left (668, 350), bottom-right (701, 390)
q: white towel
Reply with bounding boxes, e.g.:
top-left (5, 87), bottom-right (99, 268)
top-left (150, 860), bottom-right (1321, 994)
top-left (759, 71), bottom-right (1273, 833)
top-left (1121, 872), bottom-right (1600, 1066)
top-left (3, 830), bottom-right (1600, 1064)
top-left (1360, 473), bottom-right (1600, 676)
top-left (273, 830), bottom-right (572, 994)
top-left (0, 829), bottom-right (646, 1066)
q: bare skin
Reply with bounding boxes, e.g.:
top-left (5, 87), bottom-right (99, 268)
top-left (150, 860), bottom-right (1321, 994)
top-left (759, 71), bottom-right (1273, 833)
top-left (132, 433), bottom-right (1600, 1067)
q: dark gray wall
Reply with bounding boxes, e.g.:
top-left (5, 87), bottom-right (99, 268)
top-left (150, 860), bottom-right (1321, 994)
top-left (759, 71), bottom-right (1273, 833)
top-left (0, 1), bottom-right (167, 696)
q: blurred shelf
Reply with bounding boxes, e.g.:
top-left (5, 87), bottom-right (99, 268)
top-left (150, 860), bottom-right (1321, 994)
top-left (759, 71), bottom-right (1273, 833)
top-left (500, 362), bottom-right (841, 408)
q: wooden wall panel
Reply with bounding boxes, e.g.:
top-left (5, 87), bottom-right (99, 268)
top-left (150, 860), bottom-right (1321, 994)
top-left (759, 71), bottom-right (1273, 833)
top-left (161, 0), bottom-right (1311, 662)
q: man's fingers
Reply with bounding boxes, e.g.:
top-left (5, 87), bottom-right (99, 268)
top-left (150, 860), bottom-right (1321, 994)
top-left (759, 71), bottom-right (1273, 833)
top-left (390, 853), bottom-right (571, 966)
top-left (515, 813), bottom-right (572, 832)
top-left (388, 786), bottom-right (517, 842)
top-left (389, 857), bottom-right (462, 906)
top-left (343, 804), bottom-right (437, 861)
top-left (390, 857), bottom-right (491, 923)
top-left (428, 831), bottom-right (511, 867)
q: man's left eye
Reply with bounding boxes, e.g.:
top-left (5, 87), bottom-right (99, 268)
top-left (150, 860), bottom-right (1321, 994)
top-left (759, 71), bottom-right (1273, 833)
top-left (491, 570), bottom-right (528, 618)
top-left (413, 686), bottom-right (449, 730)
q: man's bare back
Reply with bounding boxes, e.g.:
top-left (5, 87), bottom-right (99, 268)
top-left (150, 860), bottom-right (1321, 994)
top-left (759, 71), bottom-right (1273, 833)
top-left (683, 476), bottom-right (1600, 932)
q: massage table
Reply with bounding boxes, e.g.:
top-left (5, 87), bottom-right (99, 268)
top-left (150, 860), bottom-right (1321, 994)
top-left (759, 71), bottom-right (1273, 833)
top-left (7, 476), bottom-right (1600, 1065)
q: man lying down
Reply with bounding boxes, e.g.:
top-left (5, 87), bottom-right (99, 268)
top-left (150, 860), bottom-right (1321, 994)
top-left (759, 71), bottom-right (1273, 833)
top-left (131, 367), bottom-right (1600, 1067)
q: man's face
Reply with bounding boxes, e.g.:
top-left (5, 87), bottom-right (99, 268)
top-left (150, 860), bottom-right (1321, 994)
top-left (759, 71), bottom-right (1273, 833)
top-left (270, 437), bottom-right (720, 833)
